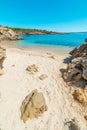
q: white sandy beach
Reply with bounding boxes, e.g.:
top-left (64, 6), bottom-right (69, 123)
top-left (0, 44), bottom-right (87, 130)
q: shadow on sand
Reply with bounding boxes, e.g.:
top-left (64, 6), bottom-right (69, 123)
top-left (60, 56), bottom-right (70, 78)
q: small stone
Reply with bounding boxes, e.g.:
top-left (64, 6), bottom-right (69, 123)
top-left (11, 64), bottom-right (15, 67)
top-left (39, 74), bottom-right (48, 80)
top-left (84, 115), bottom-right (87, 120)
top-left (74, 88), bottom-right (87, 104)
top-left (69, 122), bottom-right (79, 130)
top-left (48, 55), bottom-right (55, 59)
top-left (26, 64), bottom-right (39, 75)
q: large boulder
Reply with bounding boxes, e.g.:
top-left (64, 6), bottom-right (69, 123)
top-left (20, 89), bottom-right (47, 123)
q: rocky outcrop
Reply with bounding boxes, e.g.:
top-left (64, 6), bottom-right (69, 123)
top-left (0, 46), bottom-right (6, 69)
top-left (20, 89), bottom-right (47, 123)
top-left (63, 39), bottom-right (87, 123)
top-left (64, 39), bottom-right (87, 89)
top-left (0, 26), bottom-right (23, 41)
top-left (70, 39), bottom-right (87, 59)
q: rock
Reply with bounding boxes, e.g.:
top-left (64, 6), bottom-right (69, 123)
top-left (0, 46), bottom-right (6, 69)
top-left (0, 26), bottom-right (23, 41)
top-left (11, 64), bottom-right (15, 67)
top-left (74, 88), bottom-right (87, 104)
top-left (48, 55), bottom-right (55, 59)
top-left (39, 74), bottom-right (48, 80)
top-left (69, 122), bottom-right (79, 130)
top-left (82, 69), bottom-right (87, 80)
top-left (64, 39), bottom-right (87, 88)
top-left (85, 38), bottom-right (87, 42)
top-left (65, 119), bottom-right (80, 130)
top-left (84, 115), bottom-right (87, 120)
top-left (20, 89), bottom-right (47, 122)
top-left (81, 58), bottom-right (87, 68)
top-left (26, 64), bottom-right (39, 75)
top-left (64, 58), bottom-right (83, 82)
top-left (70, 40), bottom-right (87, 59)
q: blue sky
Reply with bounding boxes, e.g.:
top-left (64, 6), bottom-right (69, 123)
top-left (0, 0), bottom-right (87, 32)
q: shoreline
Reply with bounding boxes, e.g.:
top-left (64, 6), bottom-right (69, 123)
top-left (0, 40), bottom-right (72, 56)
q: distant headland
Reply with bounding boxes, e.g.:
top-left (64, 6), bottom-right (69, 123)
top-left (1, 25), bottom-right (66, 35)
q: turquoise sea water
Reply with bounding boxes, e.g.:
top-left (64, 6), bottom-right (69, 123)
top-left (17, 32), bottom-right (87, 52)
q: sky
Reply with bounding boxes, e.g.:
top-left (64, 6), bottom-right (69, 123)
top-left (0, 0), bottom-right (87, 32)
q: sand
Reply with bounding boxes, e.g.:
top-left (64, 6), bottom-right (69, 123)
top-left (0, 44), bottom-right (87, 130)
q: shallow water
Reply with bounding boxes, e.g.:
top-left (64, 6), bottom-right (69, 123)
top-left (2, 32), bottom-right (87, 53)
top-left (19, 33), bottom-right (87, 46)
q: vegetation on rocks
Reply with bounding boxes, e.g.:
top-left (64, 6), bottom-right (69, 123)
top-left (10, 27), bottom-right (59, 35)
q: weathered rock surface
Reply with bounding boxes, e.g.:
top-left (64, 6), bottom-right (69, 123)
top-left (70, 39), bottom-right (87, 59)
top-left (64, 39), bottom-right (87, 89)
top-left (65, 118), bottom-right (81, 130)
top-left (69, 121), bottom-right (80, 130)
top-left (26, 64), bottom-right (39, 75)
top-left (0, 46), bottom-right (6, 69)
top-left (20, 89), bottom-right (47, 122)
top-left (0, 26), bottom-right (23, 41)
top-left (74, 88), bottom-right (87, 104)
top-left (63, 39), bottom-right (87, 123)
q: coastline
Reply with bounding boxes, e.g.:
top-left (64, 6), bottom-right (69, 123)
top-left (0, 40), bottom-right (72, 56)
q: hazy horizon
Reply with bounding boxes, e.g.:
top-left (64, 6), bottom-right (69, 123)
top-left (0, 0), bottom-right (87, 32)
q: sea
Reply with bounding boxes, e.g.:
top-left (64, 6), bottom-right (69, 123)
top-left (15, 32), bottom-right (87, 53)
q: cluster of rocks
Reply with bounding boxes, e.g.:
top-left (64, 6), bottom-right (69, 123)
top-left (20, 89), bottom-right (47, 123)
top-left (64, 39), bottom-right (87, 121)
top-left (0, 26), bottom-right (23, 41)
top-left (64, 39), bottom-right (87, 89)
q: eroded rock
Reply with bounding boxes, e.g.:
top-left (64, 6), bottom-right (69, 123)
top-left (0, 26), bottom-right (23, 41)
top-left (70, 41), bottom-right (87, 59)
top-left (69, 122), bottom-right (80, 130)
top-left (82, 69), bottom-right (87, 80)
top-left (64, 39), bottom-right (87, 88)
top-left (74, 88), bottom-right (87, 104)
top-left (20, 89), bottom-right (47, 122)
top-left (0, 46), bottom-right (6, 69)
top-left (65, 119), bottom-right (80, 130)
